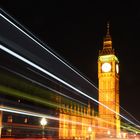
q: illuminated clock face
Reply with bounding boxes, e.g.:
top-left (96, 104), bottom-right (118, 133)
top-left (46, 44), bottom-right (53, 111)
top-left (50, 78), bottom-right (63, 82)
top-left (101, 62), bottom-right (111, 72)
top-left (116, 64), bottom-right (119, 73)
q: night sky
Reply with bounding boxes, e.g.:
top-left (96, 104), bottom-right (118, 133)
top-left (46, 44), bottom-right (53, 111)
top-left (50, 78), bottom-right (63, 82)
top-left (1, 1), bottom-right (140, 122)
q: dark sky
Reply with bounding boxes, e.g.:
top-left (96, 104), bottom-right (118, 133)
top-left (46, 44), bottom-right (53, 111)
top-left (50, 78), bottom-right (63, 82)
top-left (1, 1), bottom-right (140, 122)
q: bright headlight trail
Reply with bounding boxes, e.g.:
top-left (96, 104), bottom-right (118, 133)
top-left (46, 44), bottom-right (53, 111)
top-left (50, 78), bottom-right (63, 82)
top-left (0, 106), bottom-right (49, 119)
top-left (0, 12), bottom-right (97, 90)
top-left (0, 65), bottom-right (86, 106)
top-left (0, 106), bottom-right (95, 128)
top-left (0, 44), bottom-right (138, 128)
top-left (1, 106), bottom-right (139, 133)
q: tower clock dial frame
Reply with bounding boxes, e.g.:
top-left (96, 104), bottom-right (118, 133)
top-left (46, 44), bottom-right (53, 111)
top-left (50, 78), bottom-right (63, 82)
top-left (101, 62), bottom-right (111, 72)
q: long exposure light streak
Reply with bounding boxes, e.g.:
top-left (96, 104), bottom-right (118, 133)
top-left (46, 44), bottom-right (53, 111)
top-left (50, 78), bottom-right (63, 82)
top-left (0, 44), bottom-right (139, 129)
top-left (27, 67), bottom-right (86, 105)
top-left (2, 83), bottom-right (139, 133)
top-left (120, 105), bottom-right (140, 125)
top-left (0, 84), bottom-right (60, 109)
top-left (0, 65), bottom-right (86, 106)
top-left (0, 12), bottom-right (97, 90)
top-left (0, 106), bottom-right (93, 128)
top-left (0, 106), bottom-right (139, 133)
top-left (0, 106), bottom-right (49, 119)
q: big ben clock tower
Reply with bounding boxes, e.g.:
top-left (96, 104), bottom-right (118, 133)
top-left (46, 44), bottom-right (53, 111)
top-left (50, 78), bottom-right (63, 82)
top-left (98, 23), bottom-right (120, 137)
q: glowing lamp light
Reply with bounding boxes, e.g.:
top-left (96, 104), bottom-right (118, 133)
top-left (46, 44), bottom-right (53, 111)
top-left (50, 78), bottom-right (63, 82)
top-left (88, 126), bottom-right (92, 133)
top-left (107, 130), bottom-right (111, 135)
top-left (40, 118), bottom-right (47, 126)
top-left (40, 118), bottom-right (47, 138)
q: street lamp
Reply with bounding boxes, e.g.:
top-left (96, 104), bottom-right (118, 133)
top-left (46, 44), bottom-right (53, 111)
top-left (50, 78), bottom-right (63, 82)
top-left (40, 118), bottom-right (47, 138)
top-left (88, 126), bottom-right (92, 140)
top-left (107, 130), bottom-right (111, 135)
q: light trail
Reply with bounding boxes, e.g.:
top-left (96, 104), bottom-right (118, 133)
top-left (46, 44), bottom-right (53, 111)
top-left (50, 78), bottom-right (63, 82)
top-left (0, 12), bottom-right (98, 90)
top-left (99, 96), bottom-right (140, 127)
top-left (0, 65), bottom-right (86, 106)
top-left (27, 67), bottom-right (87, 105)
top-left (0, 84), bottom-right (60, 109)
top-left (119, 105), bottom-right (140, 125)
top-left (99, 88), bottom-right (140, 125)
top-left (0, 106), bottom-right (139, 134)
top-left (0, 44), bottom-right (139, 129)
top-left (0, 105), bottom-right (95, 128)
top-left (0, 105), bottom-right (59, 121)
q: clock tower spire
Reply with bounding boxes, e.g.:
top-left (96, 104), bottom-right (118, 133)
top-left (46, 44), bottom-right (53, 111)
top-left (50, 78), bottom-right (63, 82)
top-left (98, 22), bottom-right (120, 138)
top-left (103, 22), bottom-right (112, 48)
top-left (100, 22), bottom-right (115, 55)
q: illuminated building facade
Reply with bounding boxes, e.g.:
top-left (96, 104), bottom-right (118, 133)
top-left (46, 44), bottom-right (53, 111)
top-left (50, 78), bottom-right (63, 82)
top-left (59, 102), bottom-right (95, 139)
top-left (98, 23), bottom-right (120, 137)
top-left (59, 23), bottom-right (121, 139)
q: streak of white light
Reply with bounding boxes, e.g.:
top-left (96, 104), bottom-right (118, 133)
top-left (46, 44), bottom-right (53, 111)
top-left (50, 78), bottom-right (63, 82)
top-left (1, 105), bottom-right (139, 133)
top-left (27, 67), bottom-right (86, 105)
top-left (0, 12), bottom-right (97, 90)
top-left (120, 105), bottom-right (140, 125)
top-left (0, 105), bottom-right (139, 133)
top-left (0, 44), bottom-right (139, 128)
top-left (0, 106), bottom-right (95, 128)
top-left (0, 106), bottom-right (48, 119)
top-left (0, 65), bottom-right (86, 106)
